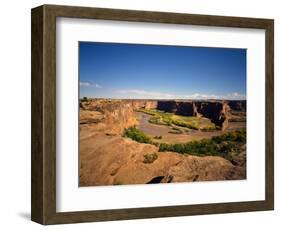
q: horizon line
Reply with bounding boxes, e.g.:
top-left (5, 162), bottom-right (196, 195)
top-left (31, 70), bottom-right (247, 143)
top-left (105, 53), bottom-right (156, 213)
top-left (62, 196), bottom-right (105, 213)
top-left (79, 97), bottom-right (246, 101)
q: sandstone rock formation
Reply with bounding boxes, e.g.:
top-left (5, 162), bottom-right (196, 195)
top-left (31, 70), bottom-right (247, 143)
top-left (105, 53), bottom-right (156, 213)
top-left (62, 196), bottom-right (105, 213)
top-left (156, 100), bottom-right (232, 130)
top-left (79, 133), bottom-right (245, 186)
top-left (81, 99), bottom-right (246, 131)
top-left (161, 154), bottom-right (245, 183)
top-left (125, 99), bottom-right (158, 110)
top-left (80, 99), bottom-right (138, 135)
top-left (108, 99), bottom-right (230, 130)
top-left (79, 99), bottom-right (246, 186)
top-left (195, 102), bottom-right (231, 130)
top-left (228, 100), bottom-right (246, 112)
top-left (157, 100), bottom-right (179, 114)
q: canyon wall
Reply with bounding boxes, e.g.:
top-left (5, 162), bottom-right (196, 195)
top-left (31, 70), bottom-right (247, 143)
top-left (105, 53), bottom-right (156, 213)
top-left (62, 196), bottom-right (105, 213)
top-left (80, 99), bottom-right (138, 134)
top-left (228, 100), bottom-right (246, 112)
top-left (157, 101), bottom-right (196, 116)
top-left (79, 99), bottom-right (246, 186)
top-left (157, 100), bottom-right (233, 130)
top-left (125, 100), bottom-right (158, 110)
top-left (81, 99), bottom-right (246, 131)
top-left (195, 102), bottom-right (230, 129)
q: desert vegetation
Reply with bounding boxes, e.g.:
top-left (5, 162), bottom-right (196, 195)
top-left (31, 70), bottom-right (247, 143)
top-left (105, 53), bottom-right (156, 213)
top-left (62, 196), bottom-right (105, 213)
top-left (80, 99), bottom-right (247, 186)
top-left (159, 128), bottom-right (246, 161)
top-left (124, 123), bottom-right (246, 163)
top-left (200, 125), bottom-right (220, 132)
top-left (143, 153), bottom-right (158, 164)
top-left (168, 126), bottom-right (186, 134)
top-left (123, 126), bottom-right (153, 144)
top-left (137, 108), bottom-right (217, 131)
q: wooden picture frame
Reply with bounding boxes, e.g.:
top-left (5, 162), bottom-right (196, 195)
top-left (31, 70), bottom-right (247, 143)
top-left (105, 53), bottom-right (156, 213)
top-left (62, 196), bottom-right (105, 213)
top-left (31, 4), bottom-right (274, 225)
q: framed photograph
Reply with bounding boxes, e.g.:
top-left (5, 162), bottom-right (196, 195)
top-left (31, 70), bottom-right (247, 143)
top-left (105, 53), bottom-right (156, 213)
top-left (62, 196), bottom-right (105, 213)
top-left (31, 4), bottom-right (274, 225)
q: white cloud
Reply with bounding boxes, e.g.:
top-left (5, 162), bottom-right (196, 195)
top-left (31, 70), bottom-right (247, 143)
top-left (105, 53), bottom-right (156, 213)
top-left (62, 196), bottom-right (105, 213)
top-left (225, 92), bottom-right (246, 100)
top-left (94, 83), bottom-right (102, 88)
top-left (183, 93), bottom-right (220, 100)
top-left (116, 89), bottom-right (246, 100)
top-left (79, 82), bottom-right (91, 87)
top-left (79, 81), bottom-right (102, 88)
top-left (116, 89), bottom-right (174, 99)
top-left (183, 92), bottom-right (246, 100)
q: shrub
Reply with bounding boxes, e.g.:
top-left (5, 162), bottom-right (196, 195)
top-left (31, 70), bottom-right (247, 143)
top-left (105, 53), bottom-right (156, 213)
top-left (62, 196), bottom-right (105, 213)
top-left (200, 124), bottom-right (217, 132)
top-left (143, 153), bottom-right (158, 163)
top-left (171, 119), bottom-right (197, 129)
top-left (168, 127), bottom-right (183, 134)
top-left (149, 116), bottom-right (168, 126)
top-left (159, 128), bottom-right (246, 159)
top-left (123, 126), bottom-right (152, 144)
top-left (147, 111), bottom-right (199, 130)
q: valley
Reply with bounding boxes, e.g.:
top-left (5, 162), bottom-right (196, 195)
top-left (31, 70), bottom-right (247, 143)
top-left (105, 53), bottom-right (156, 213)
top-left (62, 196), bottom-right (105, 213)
top-left (79, 98), bottom-right (246, 186)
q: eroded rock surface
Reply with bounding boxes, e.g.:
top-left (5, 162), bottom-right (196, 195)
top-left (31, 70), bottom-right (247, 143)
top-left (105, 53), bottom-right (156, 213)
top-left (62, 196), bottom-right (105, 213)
top-left (79, 99), bottom-right (246, 186)
top-left (195, 102), bottom-right (231, 130)
top-left (228, 100), bottom-right (246, 112)
top-left (80, 99), bottom-right (138, 135)
top-left (80, 132), bottom-right (245, 186)
top-left (91, 99), bottom-right (246, 130)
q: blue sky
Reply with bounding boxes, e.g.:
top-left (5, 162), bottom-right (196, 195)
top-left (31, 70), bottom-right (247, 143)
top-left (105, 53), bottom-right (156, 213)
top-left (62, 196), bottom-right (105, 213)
top-left (79, 42), bottom-right (246, 100)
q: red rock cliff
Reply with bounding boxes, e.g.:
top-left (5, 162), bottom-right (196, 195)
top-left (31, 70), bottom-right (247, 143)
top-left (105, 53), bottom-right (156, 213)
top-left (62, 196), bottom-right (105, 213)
top-left (80, 99), bottom-right (138, 134)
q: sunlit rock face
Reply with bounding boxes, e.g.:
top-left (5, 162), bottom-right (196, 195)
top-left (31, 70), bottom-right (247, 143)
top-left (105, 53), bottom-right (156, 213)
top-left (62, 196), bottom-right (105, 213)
top-left (81, 99), bottom-right (245, 131)
top-left (80, 99), bottom-right (138, 135)
top-left (125, 100), bottom-right (158, 110)
top-left (79, 98), bottom-right (246, 186)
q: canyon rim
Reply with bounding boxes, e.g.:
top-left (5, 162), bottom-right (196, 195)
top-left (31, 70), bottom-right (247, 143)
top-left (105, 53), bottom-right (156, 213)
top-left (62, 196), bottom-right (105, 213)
top-left (79, 42), bottom-right (247, 186)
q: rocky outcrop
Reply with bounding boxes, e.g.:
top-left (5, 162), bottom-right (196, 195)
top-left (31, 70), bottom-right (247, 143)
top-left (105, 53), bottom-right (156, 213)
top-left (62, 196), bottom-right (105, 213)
top-left (80, 99), bottom-right (245, 131)
top-left (157, 100), bottom-right (231, 129)
top-left (80, 99), bottom-right (138, 135)
top-left (79, 133), bottom-right (245, 186)
top-left (125, 100), bottom-right (158, 110)
top-left (176, 102), bottom-right (196, 116)
top-left (195, 102), bottom-right (230, 130)
top-left (157, 101), bottom-right (196, 116)
top-left (79, 99), bottom-right (246, 186)
top-left (80, 110), bottom-right (105, 124)
top-left (161, 154), bottom-right (245, 183)
top-left (157, 100), bottom-right (178, 113)
top-left (228, 100), bottom-right (246, 112)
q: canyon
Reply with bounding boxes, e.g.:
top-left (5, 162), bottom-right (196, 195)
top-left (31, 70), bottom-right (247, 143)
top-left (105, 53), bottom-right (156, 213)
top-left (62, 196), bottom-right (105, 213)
top-left (124, 99), bottom-right (246, 130)
top-left (79, 98), bottom-right (246, 186)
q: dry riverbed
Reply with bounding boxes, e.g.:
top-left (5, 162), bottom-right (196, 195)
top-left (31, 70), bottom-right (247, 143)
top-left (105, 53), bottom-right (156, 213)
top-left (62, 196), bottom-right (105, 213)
top-left (135, 111), bottom-right (246, 144)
